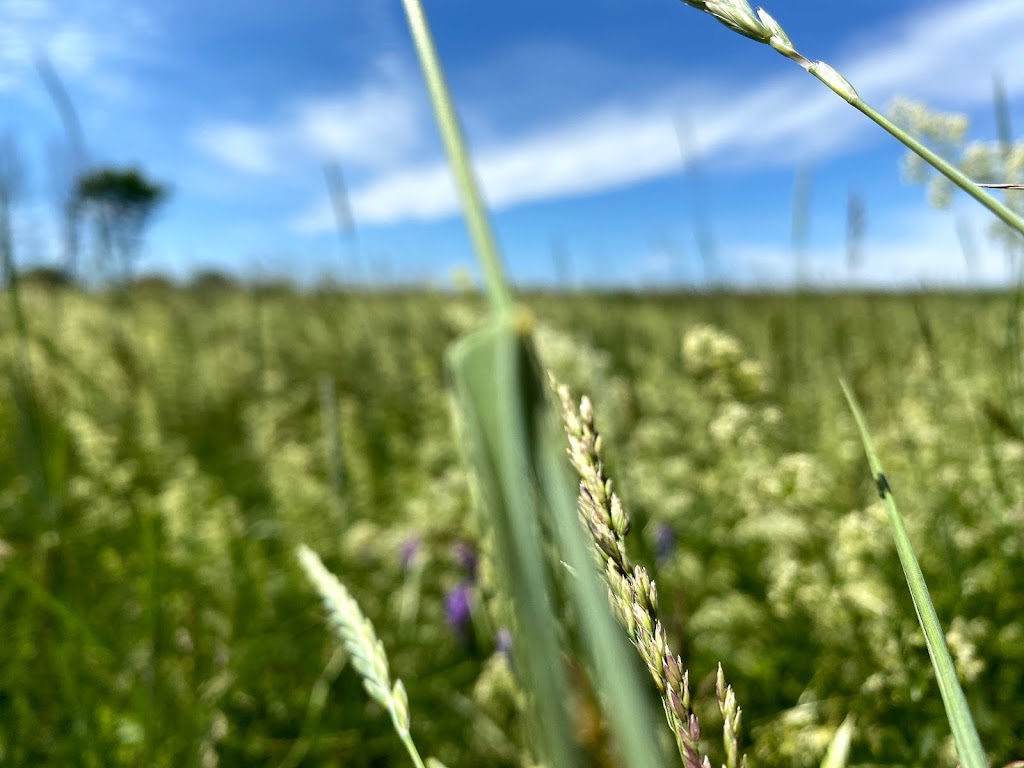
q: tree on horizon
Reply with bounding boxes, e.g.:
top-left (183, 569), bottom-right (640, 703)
top-left (75, 166), bottom-right (169, 283)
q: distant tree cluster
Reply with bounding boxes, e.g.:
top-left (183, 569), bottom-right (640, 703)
top-left (3, 58), bottom-right (172, 287)
top-left (74, 166), bottom-right (169, 283)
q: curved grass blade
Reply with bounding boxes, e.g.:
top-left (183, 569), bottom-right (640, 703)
top-left (400, 0), bottom-right (512, 314)
top-left (448, 316), bottom-right (668, 768)
top-left (401, 0), bottom-right (669, 764)
top-left (819, 714), bottom-right (855, 768)
top-left (675, 2), bottom-right (1024, 239)
top-left (447, 318), bottom-right (583, 768)
top-left (839, 380), bottom-right (988, 768)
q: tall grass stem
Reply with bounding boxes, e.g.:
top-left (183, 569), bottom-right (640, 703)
top-left (400, 0), bottom-right (512, 313)
top-left (839, 380), bottom-right (988, 768)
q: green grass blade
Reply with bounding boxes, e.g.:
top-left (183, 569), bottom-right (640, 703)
top-left (448, 317), bottom-right (668, 768)
top-left (404, 2), bottom-right (670, 763)
top-left (535, 380), bottom-right (667, 768)
top-left (847, 99), bottom-right (1024, 238)
top-left (399, 0), bottom-right (512, 314)
top-left (447, 317), bottom-right (583, 768)
top-left (819, 715), bottom-right (855, 768)
top-left (839, 379), bottom-right (988, 768)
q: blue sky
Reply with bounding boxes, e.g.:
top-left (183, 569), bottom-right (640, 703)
top-left (2, 0), bottom-right (1024, 288)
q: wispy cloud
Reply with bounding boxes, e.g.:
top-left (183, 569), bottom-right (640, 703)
top-left (288, 0), bottom-right (1024, 232)
top-left (0, 0), bottom-right (155, 98)
top-left (190, 56), bottom-right (425, 177)
top-left (293, 63), bottom-right (422, 168)
top-left (192, 123), bottom-right (278, 175)
top-left (840, 0), bottom-right (1024, 102)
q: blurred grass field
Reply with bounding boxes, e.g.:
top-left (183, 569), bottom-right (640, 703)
top-left (2, 282), bottom-right (1022, 767)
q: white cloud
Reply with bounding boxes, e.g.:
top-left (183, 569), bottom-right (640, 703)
top-left (0, 0), bottom-right (156, 98)
top-left (289, 82), bottom-right (855, 231)
top-left (47, 25), bottom-right (97, 77)
top-left (191, 56), bottom-right (425, 178)
top-left (295, 66), bottom-right (422, 167)
top-left (192, 123), bottom-right (279, 175)
top-left (841, 1), bottom-right (1024, 103)
top-left (290, 0), bottom-right (1024, 231)
top-left (291, 101), bottom-right (687, 232)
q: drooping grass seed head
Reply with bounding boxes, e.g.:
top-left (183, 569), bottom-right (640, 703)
top-left (680, 0), bottom-right (771, 42)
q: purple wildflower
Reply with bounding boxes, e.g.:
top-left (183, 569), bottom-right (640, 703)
top-left (653, 522), bottom-right (676, 562)
top-left (444, 582), bottom-right (473, 637)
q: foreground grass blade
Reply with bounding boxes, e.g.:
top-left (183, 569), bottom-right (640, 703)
top-left (819, 715), bottom-right (855, 768)
top-left (448, 316), bottom-right (667, 768)
top-left (401, 1), bottom-right (668, 764)
top-left (839, 380), bottom-right (987, 768)
top-left (447, 320), bottom-right (584, 768)
top-left (400, 0), bottom-right (511, 314)
top-left (675, 2), bottom-right (1024, 239)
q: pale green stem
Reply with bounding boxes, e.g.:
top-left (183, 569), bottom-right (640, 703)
top-left (681, 2), bottom-right (1024, 239)
top-left (800, 55), bottom-right (1024, 238)
top-left (846, 98), bottom-right (1024, 237)
top-left (840, 379), bottom-right (988, 768)
top-left (395, 722), bottom-right (428, 768)
top-left (399, 0), bottom-right (513, 315)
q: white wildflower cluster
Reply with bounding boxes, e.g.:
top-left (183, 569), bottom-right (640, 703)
top-left (752, 702), bottom-right (852, 768)
top-left (155, 456), bottom-right (242, 590)
top-left (944, 616), bottom-right (988, 684)
top-left (470, 652), bottom-right (527, 759)
top-left (682, 324), bottom-right (744, 376)
top-left (441, 301), bottom-right (485, 336)
top-left (682, 324), bottom-right (768, 399)
top-left (889, 96), bottom-right (969, 151)
top-left (890, 96), bottom-right (1024, 245)
top-left (762, 453), bottom-right (830, 509)
top-left (709, 402), bottom-right (754, 447)
top-left (65, 410), bottom-right (126, 488)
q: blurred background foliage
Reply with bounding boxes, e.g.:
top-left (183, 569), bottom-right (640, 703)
top-left (1, 283), bottom-right (1022, 767)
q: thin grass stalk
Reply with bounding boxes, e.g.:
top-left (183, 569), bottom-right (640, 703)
top-left (276, 647), bottom-right (347, 768)
top-left (139, 503), bottom-right (162, 764)
top-left (672, 115), bottom-right (719, 288)
top-left (322, 161), bottom-right (363, 283)
top-left (676, 1), bottom-right (1024, 239)
top-left (819, 715), bottom-right (855, 768)
top-left (789, 164), bottom-right (812, 440)
top-left (318, 374), bottom-right (345, 504)
top-left (36, 55), bottom-right (86, 279)
top-left (1, 146), bottom-right (58, 529)
top-left (400, 0), bottom-right (511, 314)
top-left (401, 2), bottom-right (668, 765)
top-left (839, 380), bottom-right (988, 768)
top-left (5, 563), bottom-right (113, 661)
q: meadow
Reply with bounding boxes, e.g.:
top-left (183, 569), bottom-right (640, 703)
top-left (4, 1), bottom-right (1024, 766)
top-left (1, 283), bottom-right (1022, 767)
